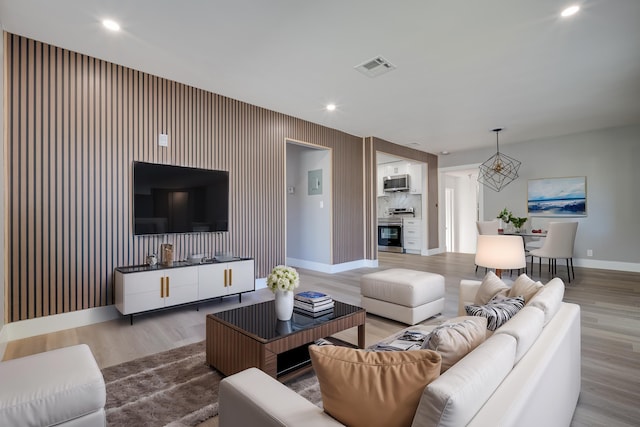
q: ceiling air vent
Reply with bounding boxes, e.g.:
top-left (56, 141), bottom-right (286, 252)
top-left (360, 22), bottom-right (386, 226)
top-left (354, 56), bottom-right (396, 77)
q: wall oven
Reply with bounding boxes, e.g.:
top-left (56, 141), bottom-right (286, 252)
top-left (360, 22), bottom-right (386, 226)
top-left (378, 218), bottom-right (403, 253)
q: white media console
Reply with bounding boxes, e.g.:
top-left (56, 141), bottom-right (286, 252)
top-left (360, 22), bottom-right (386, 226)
top-left (115, 258), bottom-right (255, 323)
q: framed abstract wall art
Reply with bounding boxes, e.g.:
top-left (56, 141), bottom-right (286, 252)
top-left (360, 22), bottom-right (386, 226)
top-left (527, 176), bottom-right (587, 217)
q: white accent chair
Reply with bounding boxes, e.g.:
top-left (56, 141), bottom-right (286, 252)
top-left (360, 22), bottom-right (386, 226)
top-left (529, 222), bottom-right (579, 283)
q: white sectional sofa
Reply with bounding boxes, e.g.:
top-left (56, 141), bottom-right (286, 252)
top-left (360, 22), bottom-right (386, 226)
top-left (218, 277), bottom-right (581, 427)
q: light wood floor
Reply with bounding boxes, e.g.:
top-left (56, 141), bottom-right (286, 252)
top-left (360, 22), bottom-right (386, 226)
top-left (4, 252), bottom-right (639, 426)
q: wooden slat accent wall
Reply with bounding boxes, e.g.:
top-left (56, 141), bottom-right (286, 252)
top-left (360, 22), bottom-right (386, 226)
top-left (365, 137), bottom-right (439, 259)
top-left (4, 33), bottom-right (364, 322)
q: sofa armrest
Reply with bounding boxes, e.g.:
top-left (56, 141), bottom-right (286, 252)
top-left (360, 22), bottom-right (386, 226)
top-left (458, 280), bottom-right (482, 316)
top-left (219, 368), bottom-right (344, 427)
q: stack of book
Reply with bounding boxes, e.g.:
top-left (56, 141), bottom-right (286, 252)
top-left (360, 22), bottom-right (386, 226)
top-left (294, 291), bottom-right (334, 317)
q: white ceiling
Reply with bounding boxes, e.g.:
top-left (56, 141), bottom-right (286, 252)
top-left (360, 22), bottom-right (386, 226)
top-left (1, 0), bottom-right (639, 155)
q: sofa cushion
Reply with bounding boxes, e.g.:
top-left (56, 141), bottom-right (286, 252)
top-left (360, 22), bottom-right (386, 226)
top-left (528, 278), bottom-right (565, 325)
top-left (465, 295), bottom-right (525, 331)
top-left (414, 333), bottom-right (517, 427)
top-left (474, 271), bottom-right (509, 304)
top-left (309, 344), bottom-right (441, 427)
top-left (493, 306), bottom-right (545, 362)
top-left (422, 316), bottom-right (487, 372)
top-left (508, 274), bottom-right (543, 304)
top-left (0, 344), bottom-right (105, 427)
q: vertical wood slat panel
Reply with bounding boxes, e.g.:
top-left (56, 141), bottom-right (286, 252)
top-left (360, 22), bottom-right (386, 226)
top-left (5, 32), bottom-right (365, 322)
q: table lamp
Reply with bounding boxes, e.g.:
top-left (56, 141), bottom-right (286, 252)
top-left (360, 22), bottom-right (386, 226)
top-left (475, 235), bottom-right (526, 278)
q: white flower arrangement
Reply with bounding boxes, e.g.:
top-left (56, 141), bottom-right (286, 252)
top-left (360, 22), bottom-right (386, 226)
top-left (266, 265), bottom-right (300, 293)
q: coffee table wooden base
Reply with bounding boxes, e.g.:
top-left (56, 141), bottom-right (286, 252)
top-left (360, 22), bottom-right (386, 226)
top-left (206, 308), bottom-right (365, 381)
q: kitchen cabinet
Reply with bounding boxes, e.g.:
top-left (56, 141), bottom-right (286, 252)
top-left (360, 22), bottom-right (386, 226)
top-left (377, 164), bottom-right (385, 197)
top-left (382, 161), bottom-right (407, 177)
top-left (408, 163), bottom-right (423, 194)
top-left (403, 218), bottom-right (422, 254)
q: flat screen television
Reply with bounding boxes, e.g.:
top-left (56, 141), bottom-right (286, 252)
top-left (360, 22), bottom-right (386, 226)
top-left (133, 161), bottom-right (229, 235)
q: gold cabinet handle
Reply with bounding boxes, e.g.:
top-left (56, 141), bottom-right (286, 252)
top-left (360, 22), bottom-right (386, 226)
top-left (229, 269), bottom-right (233, 287)
top-left (224, 269), bottom-right (228, 287)
top-left (160, 277), bottom-right (165, 298)
top-left (166, 277), bottom-right (170, 297)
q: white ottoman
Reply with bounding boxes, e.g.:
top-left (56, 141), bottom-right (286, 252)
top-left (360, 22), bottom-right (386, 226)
top-left (0, 344), bottom-right (106, 427)
top-left (360, 268), bottom-right (445, 325)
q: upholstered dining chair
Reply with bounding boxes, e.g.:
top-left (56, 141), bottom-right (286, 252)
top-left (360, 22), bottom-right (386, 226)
top-left (475, 220), bottom-right (500, 273)
top-left (528, 222), bottom-right (579, 283)
top-left (476, 220), bottom-right (500, 236)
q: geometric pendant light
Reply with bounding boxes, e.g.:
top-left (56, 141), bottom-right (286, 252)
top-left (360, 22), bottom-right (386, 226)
top-left (478, 128), bottom-right (521, 192)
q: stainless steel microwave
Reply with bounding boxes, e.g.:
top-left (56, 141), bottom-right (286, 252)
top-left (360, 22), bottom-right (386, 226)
top-left (383, 174), bottom-right (410, 192)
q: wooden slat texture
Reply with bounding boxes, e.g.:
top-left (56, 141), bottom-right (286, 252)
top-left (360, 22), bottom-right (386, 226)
top-left (4, 33), bottom-right (365, 322)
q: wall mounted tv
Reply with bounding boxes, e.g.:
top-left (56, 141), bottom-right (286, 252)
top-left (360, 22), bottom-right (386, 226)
top-left (133, 161), bottom-right (229, 235)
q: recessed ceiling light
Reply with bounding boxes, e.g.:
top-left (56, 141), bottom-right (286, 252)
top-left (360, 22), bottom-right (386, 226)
top-left (326, 104), bottom-right (336, 111)
top-left (561, 5), bottom-right (580, 17)
top-left (102, 19), bottom-right (121, 31)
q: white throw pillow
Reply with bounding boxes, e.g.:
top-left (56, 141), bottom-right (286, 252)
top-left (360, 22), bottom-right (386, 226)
top-left (508, 274), bottom-right (543, 304)
top-left (474, 271), bottom-right (509, 305)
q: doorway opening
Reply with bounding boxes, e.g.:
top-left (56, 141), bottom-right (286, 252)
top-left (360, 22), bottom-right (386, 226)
top-left (285, 140), bottom-right (332, 268)
top-left (375, 152), bottom-right (428, 255)
top-left (439, 165), bottom-right (481, 253)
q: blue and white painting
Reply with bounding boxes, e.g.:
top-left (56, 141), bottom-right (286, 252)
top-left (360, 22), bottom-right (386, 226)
top-left (528, 177), bottom-right (586, 217)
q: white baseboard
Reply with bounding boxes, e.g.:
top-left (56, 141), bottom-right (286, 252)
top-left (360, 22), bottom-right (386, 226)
top-left (1, 305), bottom-right (121, 344)
top-left (255, 277), bottom-right (267, 290)
top-left (286, 257), bottom-right (378, 274)
top-left (571, 258), bottom-right (640, 272)
top-left (432, 247), bottom-right (640, 272)
top-left (0, 326), bottom-right (9, 361)
top-left (423, 248), bottom-right (444, 256)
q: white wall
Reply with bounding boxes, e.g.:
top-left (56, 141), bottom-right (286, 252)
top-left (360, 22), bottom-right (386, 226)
top-left (443, 173), bottom-right (477, 253)
top-left (286, 143), bottom-right (331, 264)
top-left (439, 125), bottom-right (640, 270)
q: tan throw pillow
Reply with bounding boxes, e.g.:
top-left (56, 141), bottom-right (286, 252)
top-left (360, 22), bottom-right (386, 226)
top-left (423, 316), bottom-right (487, 372)
top-left (508, 274), bottom-right (543, 303)
top-left (474, 271), bottom-right (509, 304)
top-left (309, 345), bottom-right (441, 427)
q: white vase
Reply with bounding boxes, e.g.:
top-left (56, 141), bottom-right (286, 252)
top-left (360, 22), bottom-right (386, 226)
top-left (274, 290), bottom-right (294, 321)
top-left (276, 320), bottom-right (293, 335)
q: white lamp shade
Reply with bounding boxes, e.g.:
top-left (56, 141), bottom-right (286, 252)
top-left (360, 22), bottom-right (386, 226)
top-left (475, 235), bottom-right (526, 270)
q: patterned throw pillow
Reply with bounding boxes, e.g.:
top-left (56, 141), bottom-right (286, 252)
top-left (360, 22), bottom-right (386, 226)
top-left (474, 271), bottom-right (510, 304)
top-left (465, 295), bottom-right (526, 331)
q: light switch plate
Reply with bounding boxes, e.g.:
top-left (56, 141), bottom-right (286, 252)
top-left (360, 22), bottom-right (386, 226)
top-left (159, 133), bottom-right (168, 147)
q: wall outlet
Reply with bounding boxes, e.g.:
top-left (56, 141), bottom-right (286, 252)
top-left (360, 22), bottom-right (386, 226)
top-left (587, 249), bottom-right (593, 257)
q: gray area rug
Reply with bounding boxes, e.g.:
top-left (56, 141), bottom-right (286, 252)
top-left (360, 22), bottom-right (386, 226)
top-left (102, 341), bottom-right (322, 427)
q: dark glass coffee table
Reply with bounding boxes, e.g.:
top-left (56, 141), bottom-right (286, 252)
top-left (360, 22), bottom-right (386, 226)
top-left (206, 300), bottom-right (366, 381)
